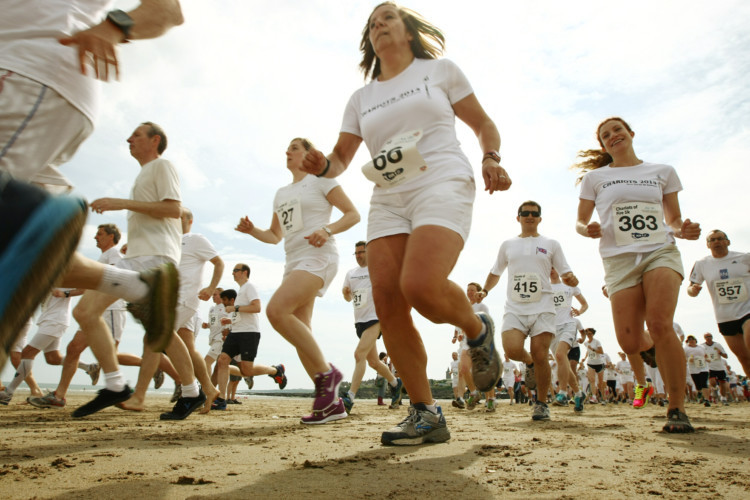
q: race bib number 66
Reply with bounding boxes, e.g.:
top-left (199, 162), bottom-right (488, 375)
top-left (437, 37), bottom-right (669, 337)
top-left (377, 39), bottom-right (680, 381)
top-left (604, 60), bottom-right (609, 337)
top-left (362, 130), bottom-right (427, 188)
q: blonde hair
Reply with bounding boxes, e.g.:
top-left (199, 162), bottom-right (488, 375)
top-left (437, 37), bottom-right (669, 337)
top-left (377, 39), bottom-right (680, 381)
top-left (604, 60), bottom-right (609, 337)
top-left (359, 2), bottom-right (445, 81)
top-left (571, 117), bottom-right (633, 185)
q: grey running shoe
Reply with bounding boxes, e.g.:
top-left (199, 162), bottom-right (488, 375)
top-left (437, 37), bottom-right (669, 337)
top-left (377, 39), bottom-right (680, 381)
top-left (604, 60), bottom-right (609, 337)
top-left (244, 376), bottom-right (254, 390)
top-left (0, 389), bottom-right (12, 405)
top-left (532, 402), bottom-right (550, 421)
top-left (153, 369), bottom-right (165, 389)
top-left (27, 391), bottom-right (66, 409)
top-left (451, 398), bottom-right (465, 409)
top-left (87, 363), bottom-right (100, 386)
top-left (525, 363), bottom-right (537, 390)
top-left (389, 378), bottom-right (404, 407)
top-left (467, 312), bottom-right (501, 392)
top-left (381, 403), bottom-right (450, 446)
top-left (663, 408), bottom-right (694, 433)
top-left (126, 262), bottom-right (179, 353)
top-left (170, 384), bottom-right (182, 403)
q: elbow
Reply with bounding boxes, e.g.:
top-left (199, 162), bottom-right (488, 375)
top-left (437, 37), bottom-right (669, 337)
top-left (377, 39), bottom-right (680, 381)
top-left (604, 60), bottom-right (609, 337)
top-left (167, 1), bottom-right (185, 27)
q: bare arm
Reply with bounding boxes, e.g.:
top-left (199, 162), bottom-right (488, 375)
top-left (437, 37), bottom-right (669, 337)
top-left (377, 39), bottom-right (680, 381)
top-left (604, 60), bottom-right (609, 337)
top-left (571, 293), bottom-right (588, 316)
top-left (305, 186), bottom-right (360, 247)
top-left (235, 213), bottom-right (283, 245)
top-left (576, 199), bottom-right (601, 238)
top-left (301, 132), bottom-right (363, 178)
top-left (343, 286), bottom-right (353, 302)
top-left (90, 198), bottom-right (181, 218)
top-left (198, 256), bottom-right (225, 301)
top-left (663, 192), bottom-right (700, 240)
top-left (232, 299), bottom-right (261, 315)
top-left (481, 272), bottom-right (501, 297)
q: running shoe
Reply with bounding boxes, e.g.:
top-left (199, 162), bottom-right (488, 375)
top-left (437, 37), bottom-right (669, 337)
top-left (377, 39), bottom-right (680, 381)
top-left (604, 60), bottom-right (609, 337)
top-left (211, 397), bottom-right (227, 411)
top-left (170, 384), bottom-right (182, 403)
top-left (87, 363), bottom-right (100, 386)
top-left (381, 403), bottom-right (450, 446)
top-left (0, 179), bottom-right (87, 370)
top-left (244, 376), bottom-right (254, 390)
top-left (532, 402), bottom-right (550, 421)
top-left (0, 389), bottom-right (12, 405)
top-left (72, 386), bottom-right (132, 418)
top-left (467, 312), bottom-right (502, 392)
top-left (27, 391), bottom-right (66, 409)
top-left (525, 363), bottom-right (537, 390)
top-left (466, 392), bottom-right (478, 410)
top-left (226, 398), bottom-right (236, 405)
top-left (342, 393), bottom-right (354, 414)
top-left (270, 364), bottom-right (287, 389)
top-left (231, 399), bottom-right (242, 405)
top-left (152, 369), bottom-right (165, 390)
top-left (553, 393), bottom-right (567, 406)
top-left (389, 378), bottom-right (404, 408)
top-left (574, 393), bottom-right (584, 413)
top-left (452, 398), bottom-right (465, 409)
top-left (486, 399), bottom-right (496, 412)
top-left (663, 408), bottom-right (694, 433)
top-left (126, 262), bottom-right (179, 353)
top-left (704, 401), bottom-right (711, 408)
top-left (633, 383), bottom-right (654, 409)
top-left (161, 390), bottom-right (207, 420)
top-left (300, 364), bottom-right (347, 424)
top-left (640, 346), bottom-right (657, 368)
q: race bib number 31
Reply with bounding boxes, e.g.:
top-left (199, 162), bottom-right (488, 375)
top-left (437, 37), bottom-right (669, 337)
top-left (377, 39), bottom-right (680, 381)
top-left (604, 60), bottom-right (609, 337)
top-left (362, 130), bottom-right (427, 188)
top-left (511, 273), bottom-right (542, 303)
top-left (714, 278), bottom-right (748, 304)
top-left (612, 202), bottom-right (666, 246)
top-left (352, 288), bottom-right (369, 309)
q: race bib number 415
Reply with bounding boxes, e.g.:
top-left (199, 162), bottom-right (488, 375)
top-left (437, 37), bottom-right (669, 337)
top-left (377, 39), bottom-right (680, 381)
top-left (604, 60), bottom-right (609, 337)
top-left (362, 130), bottom-right (427, 188)
top-left (511, 273), bottom-right (542, 303)
top-left (612, 202), bottom-right (666, 246)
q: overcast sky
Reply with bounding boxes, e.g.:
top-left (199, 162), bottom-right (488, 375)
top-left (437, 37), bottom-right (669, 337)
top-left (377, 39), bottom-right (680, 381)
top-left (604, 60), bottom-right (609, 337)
top-left (5, 0), bottom-right (750, 392)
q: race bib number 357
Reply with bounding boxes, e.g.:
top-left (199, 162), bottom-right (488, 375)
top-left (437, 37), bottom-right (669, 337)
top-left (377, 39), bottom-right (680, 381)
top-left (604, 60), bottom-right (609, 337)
top-left (612, 202), bottom-right (666, 246)
top-left (362, 130), bottom-right (427, 188)
top-left (714, 278), bottom-right (748, 304)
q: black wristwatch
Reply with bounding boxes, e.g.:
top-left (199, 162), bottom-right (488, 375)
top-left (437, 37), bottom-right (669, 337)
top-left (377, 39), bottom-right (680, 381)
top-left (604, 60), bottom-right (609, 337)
top-left (64, 290), bottom-right (71, 298)
top-left (107, 9), bottom-right (135, 40)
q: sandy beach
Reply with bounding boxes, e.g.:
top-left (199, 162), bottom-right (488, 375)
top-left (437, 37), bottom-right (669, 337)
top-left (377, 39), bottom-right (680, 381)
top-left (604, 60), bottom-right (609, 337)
top-left (1, 393), bottom-right (748, 499)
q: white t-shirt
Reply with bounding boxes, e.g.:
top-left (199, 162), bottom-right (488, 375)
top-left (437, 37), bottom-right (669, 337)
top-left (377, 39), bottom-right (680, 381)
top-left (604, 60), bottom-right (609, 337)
top-left (207, 303), bottom-right (227, 343)
top-left (232, 281), bottom-right (260, 333)
top-left (605, 367), bottom-right (617, 381)
top-left (684, 345), bottom-right (709, 374)
top-left (585, 338), bottom-right (603, 365)
top-left (0, 0), bottom-right (114, 126)
top-left (449, 360), bottom-right (459, 380)
top-left (490, 235), bottom-right (573, 315)
top-left (579, 162), bottom-right (682, 258)
top-left (340, 58), bottom-right (474, 194)
top-left (502, 361), bottom-right (517, 380)
top-left (551, 283), bottom-right (581, 326)
top-left (99, 246), bottom-right (126, 311)
top-left (689, 251), bottom-right (750, 323)
top-left (37, 289), bottom-right (74, 327)
top-left (616, 359), bottom-right (632, 377)
top-left (126, 158), bottom-right (182, 264)
top-left (343, 265), bottom-right (377, 323)
top-left (702, 341), bottom-right (727, 371)
top-left (178, 233), bottom-right (219, 311)
top-left (273, 174), bottom-right (339, 260)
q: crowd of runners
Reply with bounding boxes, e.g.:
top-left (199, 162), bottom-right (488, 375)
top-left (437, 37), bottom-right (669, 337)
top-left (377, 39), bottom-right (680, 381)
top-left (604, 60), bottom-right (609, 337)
top-left (2, 1), bottom-right (749, 447)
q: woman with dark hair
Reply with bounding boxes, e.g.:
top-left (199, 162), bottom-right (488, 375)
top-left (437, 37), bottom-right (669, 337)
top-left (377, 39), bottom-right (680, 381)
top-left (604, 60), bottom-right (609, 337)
top-left (574, 117), bottom-right (700, 432)
top-left (235, 137), bottom-right (360, 424)
top-left (301, 2), bottom-right (511, 445)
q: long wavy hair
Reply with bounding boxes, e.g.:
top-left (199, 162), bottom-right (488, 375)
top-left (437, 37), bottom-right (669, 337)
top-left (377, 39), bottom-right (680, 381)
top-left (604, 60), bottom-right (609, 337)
top-left (359, 2), bottom-right (445, 81)
top-left (571, 117), bottom-right (633, 185)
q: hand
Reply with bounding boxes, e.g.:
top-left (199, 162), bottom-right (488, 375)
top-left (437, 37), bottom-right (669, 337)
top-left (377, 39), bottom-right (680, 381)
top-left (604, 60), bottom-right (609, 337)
top-left (481, 161), bottom-right (511, 194)
top-left (577, 338), bottom-right (584, 344)
top-left (121, 243), bottom-right (128, 255)
top-left (687, 283), bottom-right (702, 297)
top-left (198, 287), bottom-right (213, 301)
top-left (235, 216), bottom-right (255, 235)
top-left (201, 322), bottom-right (209, 329)
top-left (301, 148), bottom-right (327, 176)
top-left (220, 317), bottom-right (232, 325)
top-left (571, 307), bottom-right (581, 317)
top-left (679, 218), bottom-right (701, 240)
top-left (91, 197), bottom-right (127, 214)
top-left (59, 21), bottom-right (123, 81)
top-left (561, 272), bottom-right (579, 287)
top-left (305, 228), bottom-right (329, 248)
top-left (584, 222), bottom-right (602, 239)
top-left (51, 289), bottom-right (65, 298)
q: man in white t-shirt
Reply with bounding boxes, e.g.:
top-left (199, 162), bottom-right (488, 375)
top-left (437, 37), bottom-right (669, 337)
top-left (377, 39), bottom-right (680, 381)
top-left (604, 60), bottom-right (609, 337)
top-left (341, 241), bottom-right (402, 413)
top-left (71, 122), bottom-right (204, 420)
top-left (202, 288), bottom-right (227, 377)
top-left (0, 1), bottom-right (184, 371)
top-left (688, 229), bottom-right (750, 378)
top-left (701, 332), bottom-right (730, 405)
top-left (481, 201), bottom-right (579, 422)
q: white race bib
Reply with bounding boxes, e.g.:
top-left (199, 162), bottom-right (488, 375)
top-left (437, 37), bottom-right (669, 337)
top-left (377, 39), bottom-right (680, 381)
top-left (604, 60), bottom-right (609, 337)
top-left (362, 130), bottom-right (427, 188)
top-left (552, 291), bottom-right (568, 310)
top-left (276, 198), bottom-right (303, 235)
top-left (511, 273), bottom-right (541, 303)
top-left (352, 288), bottom-right (369, 310)
top-left (612, 202), bottom-right (666, 246)
top-left (713, 278), bottom-right (748, 304)
top-left (693, 357), bottom-right (706, 369)
top-left (708, 351), bottom-right (719, 362)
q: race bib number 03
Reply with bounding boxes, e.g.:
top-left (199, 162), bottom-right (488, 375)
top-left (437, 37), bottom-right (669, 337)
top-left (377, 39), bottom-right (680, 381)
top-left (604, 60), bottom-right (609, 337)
top-left (714, 278), bottom-right (748, 304)
top-left (612, 202), bottom-right (666, 246)
top-left (275, 198), bottom-right (303, 235)
top-left (553, 292), bottom-right (568, 310)
top-left (352, 288), bottom-right (368, 309)
top-left (362, 130), bottom-right (427, 188)
top-left (511, 273), bottom-right (541, 303)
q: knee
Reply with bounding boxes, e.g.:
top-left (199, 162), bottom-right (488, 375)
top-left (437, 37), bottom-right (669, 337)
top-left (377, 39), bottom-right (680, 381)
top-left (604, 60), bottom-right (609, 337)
top-left (45, 352), bottom-right (63, 365)
top-left (265, 301), bottom-right (284, 327)
top-left (353, 350), bottom-right (367, 363)
top-left (645, 318), bottom-right (673, 339)
top-left (66, 336), bottom-right (86, 356)
top-left (217, 354), bottom-right (230, 367)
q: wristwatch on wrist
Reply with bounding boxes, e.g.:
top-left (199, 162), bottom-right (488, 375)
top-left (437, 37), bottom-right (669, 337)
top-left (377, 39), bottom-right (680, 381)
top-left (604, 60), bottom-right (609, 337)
top-left (483, 150), bottom-right (501, 164)
top-left (322, 226), bottom-right (332, 237)
top-left (106, 9), bottom-right (134, 40)
top-left (64, 290), bottom-right (71, 298)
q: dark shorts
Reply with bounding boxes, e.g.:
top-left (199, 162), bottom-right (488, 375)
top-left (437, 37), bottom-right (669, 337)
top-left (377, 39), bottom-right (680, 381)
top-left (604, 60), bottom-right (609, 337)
top-left (718, 313), bottom-right (750, 336)
top-left (222, 331), bottom-right (260, 362)
top-left (691, 372), bottom-right (709, 390)
top-left (229, 358), bottom-right (241, 382)
top-left (568, 346), bottom-right (581, 362)
top-left (709, 369), bottom-right (728, 382)
top-left (355, 319), bottom-right (381, 339)
top-left (587, 363), bottom-right (605, 374)
top-left (607, 380), bottom-right (617, 391)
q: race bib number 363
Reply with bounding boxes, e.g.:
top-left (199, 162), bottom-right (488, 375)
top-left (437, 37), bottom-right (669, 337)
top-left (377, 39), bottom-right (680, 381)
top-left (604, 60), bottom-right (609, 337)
top-left (362, 130), bottom-right (427, 188)
top-left (612, 202), bottom-right (666, 246)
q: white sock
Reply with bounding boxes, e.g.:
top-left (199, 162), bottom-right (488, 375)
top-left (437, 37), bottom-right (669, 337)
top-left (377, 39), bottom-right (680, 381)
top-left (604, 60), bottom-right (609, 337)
top-left (78, 361), bottom-right (91, 371)
top-left (181, 381), bottom-right (199, 398)
top-left (388, 379), bottom-right (398, 388)
top-left (103, 370), bottom-right (126, 392)
top-left (347, 390), bottom-right (355, 400)
top-left (97, 266), bottom-right (149, 302)
top-left (8, 358), bottom-right (34, 393)
top-left (424, 402), bottom-right (438, 414)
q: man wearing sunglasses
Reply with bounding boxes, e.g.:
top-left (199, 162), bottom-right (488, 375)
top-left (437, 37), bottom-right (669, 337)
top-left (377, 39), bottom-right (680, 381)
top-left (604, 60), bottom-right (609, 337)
top-left (688, 230), bottom-right (750, 381)
top-left (480, 201), bottom-right (579, 422)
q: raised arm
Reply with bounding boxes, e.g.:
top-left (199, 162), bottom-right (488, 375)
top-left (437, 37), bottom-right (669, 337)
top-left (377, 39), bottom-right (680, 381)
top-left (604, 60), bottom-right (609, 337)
top-left (302, 132), bottom-right (363, 178)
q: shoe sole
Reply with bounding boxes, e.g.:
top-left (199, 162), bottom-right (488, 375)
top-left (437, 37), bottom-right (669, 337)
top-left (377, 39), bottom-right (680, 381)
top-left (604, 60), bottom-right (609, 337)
top-left (300, 409), bottom-right (348, 425)
top-left (381, 427), bottom-right (451, 446)
top-left (27, 397), bottom-right (65, 409)
top-left (0, 196), bottom-right (87, 370)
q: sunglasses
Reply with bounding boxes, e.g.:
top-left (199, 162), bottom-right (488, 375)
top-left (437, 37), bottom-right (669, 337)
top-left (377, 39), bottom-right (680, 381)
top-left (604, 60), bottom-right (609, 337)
top-left (232, 268), bottom-right (243, 273)
top-left (519, 210), bottom-right (541, 217)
